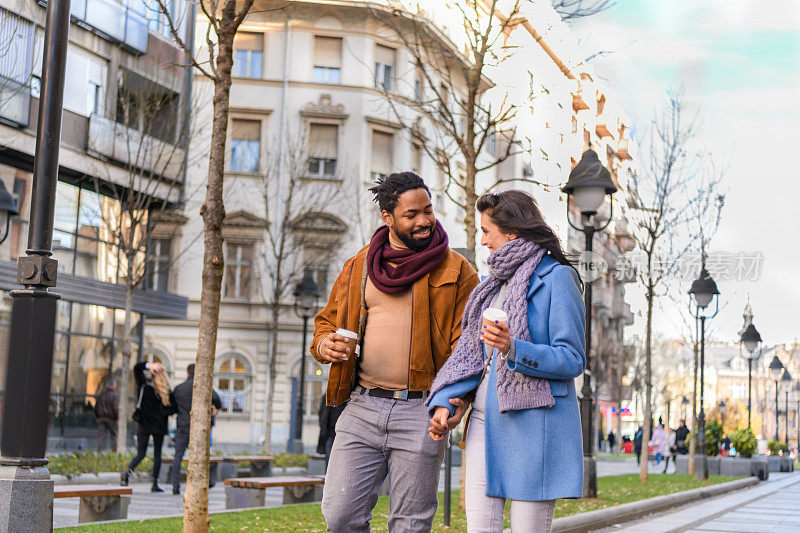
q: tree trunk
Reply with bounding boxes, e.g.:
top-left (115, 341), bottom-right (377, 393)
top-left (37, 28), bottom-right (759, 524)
top-left (183, 42), bottom-right (234, 533)
top-left (116, 281), bottom-right (135, 453)
top-left (264, 299), bottom-right (281, 452)
top-left (639, 282), bottom-right (654, 482)
top-left (463, 161), bottom-right (478, 265)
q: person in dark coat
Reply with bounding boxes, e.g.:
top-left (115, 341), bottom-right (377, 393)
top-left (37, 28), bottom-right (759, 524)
top-left (633, 425), bottom-right (644, 465)
top-left (316, 395), bottom-right (346, 467)
top-left (122, 362), bottom-right (174, 492)
top-left (607, 431), bottom-right (617, 454)
top-left (95, 379), bottom-right (119, 452)
top-left (169, 363), bottom-right (222, 495)
top-left (675, 419), bottom-right (690, 455)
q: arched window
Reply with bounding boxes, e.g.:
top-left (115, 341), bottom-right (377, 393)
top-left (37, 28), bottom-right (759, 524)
top-left (216, 353), bottom-right (252, 415)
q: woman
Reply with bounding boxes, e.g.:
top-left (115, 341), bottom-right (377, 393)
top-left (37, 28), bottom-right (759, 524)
top-left (427, 190), bottom-right (585, 532)
top-left (121, 361), bottom-right (174, 492)
top-left (652, 418), bottom-right (667, 465)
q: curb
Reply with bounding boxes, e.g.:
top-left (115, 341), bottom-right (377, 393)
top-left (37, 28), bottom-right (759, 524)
top-left (550, 476), bottom-right (760, 533)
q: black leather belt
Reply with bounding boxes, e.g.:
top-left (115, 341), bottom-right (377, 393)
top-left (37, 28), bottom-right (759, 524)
top-left (358, 386), bottom-right (426, 401)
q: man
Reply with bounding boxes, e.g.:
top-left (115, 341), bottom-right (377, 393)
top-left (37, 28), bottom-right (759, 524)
top-left (633, 425), bottom-right (644, 465)
top-left (312, 172), bottom-right (478, 532)
top-left (607, 430), bottom-right (616, 454)
top-left (675, 419), bottom-right (690, 455)
top-left (95, 379), bottom-right (118, 452)
top-left (169, 363), bottom-right (222, 495)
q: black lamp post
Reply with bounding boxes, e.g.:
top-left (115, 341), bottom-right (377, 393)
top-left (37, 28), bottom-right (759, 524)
top-left (718, 399), bottom-right (727, 428)
top-left (768, 355), bottom-right (784, 442)
top-left (782, 370), bottom-right (792, 446)
top-left (562, 149), bottom-right (617, 499)
top-left (681, 395), bottom-right (690, 419)
top-left (0, 0), bottom-right (69, 529)
top-left (688, 266), bottom-right (720, 480)
top-left (291, 274), bottom-right (320, 451)
top-left (740, 323), bottom-right (762, 428)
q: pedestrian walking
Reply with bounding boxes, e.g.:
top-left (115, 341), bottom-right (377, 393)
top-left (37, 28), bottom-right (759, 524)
top-left (311, 172), bottom-right (478, 533)
top-left (652, 418), bottom-right (667, 465)
top-left (663, 426), bottom-right (677, 473)
top-left (428, 190), bottom-right (586, 533)
top-left (121, 361), bottom-right (174, 492)
top-left (607, 431), bottom-right (617, 454)
top-left (599, 428), bottom-right (606, 453)
top-left (316, 395), bottom-right (345, 467)
top-left (169, 363), bottom-right (222, 495)
top-left (94, 379), bottom-right (118, 452)
top-left (634, 425), bottom-right (644, 465)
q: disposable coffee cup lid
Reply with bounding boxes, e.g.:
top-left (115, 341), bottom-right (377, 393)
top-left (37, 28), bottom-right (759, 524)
top-left (483, 308), bottom-right (508, 322)
top-left (335, 328), bottom-right (359, 340)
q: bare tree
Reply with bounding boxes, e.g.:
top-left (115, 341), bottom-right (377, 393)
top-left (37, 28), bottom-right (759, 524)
top-left (551, 0), bottom-right (616, 20)
top-left (259, 129), bottom-right (345, 451)
top-left (85, 71), bottom-right (202, 454)
top-left (151, 0), bottom-right (262, 528)
top-left (372, 1), bottom-right (545, 259)
top-left (627, 90), bottom-right (701, 483)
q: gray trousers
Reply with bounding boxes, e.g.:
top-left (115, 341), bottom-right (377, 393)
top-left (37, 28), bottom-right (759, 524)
top-left (96, 418), bottom-right (117, 452)
top-left (172, 427), bottom-right (189, 489)
top-left (321, 388), bottom-right (447, 533)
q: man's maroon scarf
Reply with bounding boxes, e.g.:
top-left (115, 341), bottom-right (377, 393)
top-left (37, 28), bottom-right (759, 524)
top-left (367, 222), bottom-right (449, 294)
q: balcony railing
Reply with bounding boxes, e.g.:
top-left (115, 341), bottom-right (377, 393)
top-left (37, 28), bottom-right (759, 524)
top-left (87, 114), bottom-right (185, 182)
top-left (38, 0), bottom-right (148, 54)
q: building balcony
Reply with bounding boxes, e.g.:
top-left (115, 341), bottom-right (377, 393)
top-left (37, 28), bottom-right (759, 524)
top-left (0, 76), bottom-right (31, 128)
top-left (595, 114), bottom-right (614, 139)
top-left (572, 92), bottom-right (590, 112)
top-left (87, 115), bottom-right (185, 183)
top-left (617, 139), bottom-right (632, 160)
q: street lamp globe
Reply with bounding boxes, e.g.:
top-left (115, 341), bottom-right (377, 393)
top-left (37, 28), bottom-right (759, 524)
top-left (718, 399), bottom-right (727, 415)
top-left (293, 274), bottom-right (320, 319)
top-left (768, 355), bottom-right (785, 381)
top-left (0, 179), bottom-right (19, 244)
top-left (782, 370), bottom-right (793, 387)
top-left (688, 267), bottom-right (720, 309)
top-left (740, 323), bottom-right (762, 355)
top-left (561, 149), bottom-right (618, 216)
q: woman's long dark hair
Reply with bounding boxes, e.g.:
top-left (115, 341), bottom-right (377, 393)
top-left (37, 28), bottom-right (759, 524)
top-left (477, 190), bottom-right (579, 277)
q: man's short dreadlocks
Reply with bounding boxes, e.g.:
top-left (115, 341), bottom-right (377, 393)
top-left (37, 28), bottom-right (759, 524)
top-left (368, 172), bottom-right (431, 213)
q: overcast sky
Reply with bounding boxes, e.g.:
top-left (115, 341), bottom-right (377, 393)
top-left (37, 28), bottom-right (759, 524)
top-left (568, 1), bottom-right (800, 346)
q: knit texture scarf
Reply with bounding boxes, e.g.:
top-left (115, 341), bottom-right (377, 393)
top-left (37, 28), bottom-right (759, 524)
top-left (428, 238), bottom-right (555, 413)
top-left (367, 222), bottom-right (449, 294)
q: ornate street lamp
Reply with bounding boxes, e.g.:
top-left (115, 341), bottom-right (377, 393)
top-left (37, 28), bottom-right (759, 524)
top-left (562, 148), bottom-right (617, 499)
top-left (782, 370), bottom-right (793, 446)
top-left (718, 399), bottom-right (727, 428)
top-left (688, 266), bottom-right (720, 480)
top-left (769, 355), bottom-right (785, 442)
top-left (740, 323), bottom-right (762, 428)
top-left (290, 274), bottom-right (320, 452)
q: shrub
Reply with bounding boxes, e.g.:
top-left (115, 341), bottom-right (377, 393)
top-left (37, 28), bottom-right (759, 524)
top-left (273, 453), bottom-right (308, 468)
top-left (48, 450), bottom-right (152, 479)
top-left (767, 440), bottom-right (789, 456)
top-left (730, 428), bottom-right (758, 458)
top-left (705, 421), bottom-right (724, 456)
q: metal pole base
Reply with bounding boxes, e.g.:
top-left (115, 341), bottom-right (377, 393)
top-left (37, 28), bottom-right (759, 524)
top-left (694, 455), bottom-right (708, 481)
top-left (0, 463), bottom-right (53, 532)
top-left (582, 456), bottom-right (597, 498)
top-left (287, 439), bottom-right (304, 455)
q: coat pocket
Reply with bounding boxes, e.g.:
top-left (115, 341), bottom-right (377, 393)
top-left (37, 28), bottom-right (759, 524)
top-left (549, 380), bottom-right (568, 397)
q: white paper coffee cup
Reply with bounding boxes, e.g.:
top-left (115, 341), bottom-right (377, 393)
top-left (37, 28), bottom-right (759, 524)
top-left (482, 308), bottom-right (508, 324)
top-left (335, 328), bottom-right (360, 357)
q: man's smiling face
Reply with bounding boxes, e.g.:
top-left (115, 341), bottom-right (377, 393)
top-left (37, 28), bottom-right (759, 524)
top-left (382, 188), bottom-right (437, 252)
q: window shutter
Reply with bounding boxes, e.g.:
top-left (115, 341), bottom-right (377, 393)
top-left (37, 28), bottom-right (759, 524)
top-left (372, 131), bottom-right (393, 175)
top-left (309, 124), bottom-right (338, 159)
top-left (313, 36), bottom-right (342, 67)
top-left (232, 119), bottom-right (261, 141)
top-left (234, 32), bottom-right (264, 51)
top-left (375, 44), bottom-right (395, 65)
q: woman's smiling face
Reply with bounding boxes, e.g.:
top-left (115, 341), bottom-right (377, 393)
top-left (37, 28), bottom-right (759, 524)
top-left (480, 211), bottom-right (517, 253)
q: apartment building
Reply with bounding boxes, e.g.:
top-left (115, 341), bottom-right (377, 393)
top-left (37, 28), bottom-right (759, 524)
top-left (0, 0), bottom-right (191, 450)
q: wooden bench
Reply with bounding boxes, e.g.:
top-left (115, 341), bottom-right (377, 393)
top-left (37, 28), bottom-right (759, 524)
top-left (54, 485), bottom-right (132, 523)
top-left (307, 453), bottom-right (327, 475)
top-left (160, 456), bottom-right (225, 484)
top-left (224, 476), bottom-right (325, 508)
top-left (225, 455), bottom-right (275, 477)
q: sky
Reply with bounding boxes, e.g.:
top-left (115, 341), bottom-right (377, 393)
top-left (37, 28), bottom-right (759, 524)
top-left (568, 1), bottom-right (800, 346)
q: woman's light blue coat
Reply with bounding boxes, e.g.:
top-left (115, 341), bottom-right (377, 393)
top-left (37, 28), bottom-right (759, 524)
top-left (429, 254), bottom-right (586, 501)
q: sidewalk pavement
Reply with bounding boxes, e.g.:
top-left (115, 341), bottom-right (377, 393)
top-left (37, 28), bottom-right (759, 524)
top-left (609, 471), bottom-right (800, 533)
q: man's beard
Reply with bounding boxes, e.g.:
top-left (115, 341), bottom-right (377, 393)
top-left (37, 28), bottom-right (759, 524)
top-left (397, 225), bottom-right (435, 253)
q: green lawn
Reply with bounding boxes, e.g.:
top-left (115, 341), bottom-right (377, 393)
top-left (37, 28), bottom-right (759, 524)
top-left (58, 474), bottom-right (738, 532)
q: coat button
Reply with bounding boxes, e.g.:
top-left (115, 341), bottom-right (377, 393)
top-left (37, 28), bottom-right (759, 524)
top-left (533, 362), bottom-right (539, 368)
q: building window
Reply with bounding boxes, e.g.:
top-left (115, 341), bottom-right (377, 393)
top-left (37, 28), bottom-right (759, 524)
top-left (87, 82), bottom-right (102, 115)
top-left (370, 131), bottom-right (392, 182)
top-left (143, 348), bottom-right (171, 378)
top-left (224, 243), bottom-right (252, 299)
top-left (374, 44), bottom-right (395, 91)
top-left (304, 264), bottom-right (329, 297)
top-left (146, 238), bottom-right (171, 292)
top-left (435, 156), bottom-right (447, 212)
top-left (411, 142), bottom-right (423, 175)
top-left (229, 119), bottom-right (261, 173)
top-left (414, 66), bottom-right (424, 101)
top-left (571, 116), bottom-right (578, 134)
top-left (312, 36), bottom-right (341, 83)
top-left (115, 71), bottom-right (179, 143)
top-left (233, 32), bottom-right (263, 78)
top-left (216, 353), bottom-right (251, 415)
top-left (307, 123), bottom-right (338, 178)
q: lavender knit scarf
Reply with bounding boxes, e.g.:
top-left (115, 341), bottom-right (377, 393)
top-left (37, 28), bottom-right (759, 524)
top-left (427, 238), bottom-right (555, 413)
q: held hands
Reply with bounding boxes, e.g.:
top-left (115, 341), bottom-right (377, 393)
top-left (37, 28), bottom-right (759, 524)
top-left (428, 398), bottom-right (468, 441)
top-left (318, 333), bottom-right (351, 363)
top-left (481, 321), bottom-right (512, 355)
